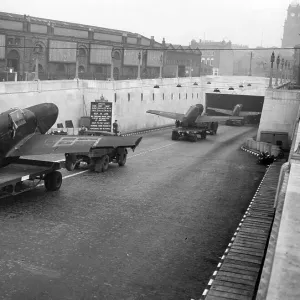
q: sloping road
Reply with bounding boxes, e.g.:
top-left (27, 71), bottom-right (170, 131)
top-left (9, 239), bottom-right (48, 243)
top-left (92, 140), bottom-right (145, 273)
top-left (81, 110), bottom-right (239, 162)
top-left (0, 126), bottom-right (266, 300)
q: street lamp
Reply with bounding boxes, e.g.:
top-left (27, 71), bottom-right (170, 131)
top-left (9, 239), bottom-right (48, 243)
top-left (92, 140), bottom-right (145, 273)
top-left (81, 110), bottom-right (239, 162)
top-left (75, 49), bottom-right (79, 80)
top-left (268, 51), bottom-right (275, 88)
top-left (159, 53), bottom-right (163, 79)
top-left (137, 51), bottom-right (141, 80)
top-left (275, 55), bottom-right (280, 86)
top-left (280, 58), bottom-right (284, 85)
top-left (284, 60), bottom-right (288, 82)
top-left (33, 46), bottom-right (41, 81)
top-left (110, 48), bottom-right (115, 81)
top-left (288, 61), bottom-right (291, 81)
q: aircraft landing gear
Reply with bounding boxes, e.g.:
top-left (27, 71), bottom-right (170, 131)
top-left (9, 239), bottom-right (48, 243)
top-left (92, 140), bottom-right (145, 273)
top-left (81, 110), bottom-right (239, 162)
top-left (200, 131), bottom-right (207, 139)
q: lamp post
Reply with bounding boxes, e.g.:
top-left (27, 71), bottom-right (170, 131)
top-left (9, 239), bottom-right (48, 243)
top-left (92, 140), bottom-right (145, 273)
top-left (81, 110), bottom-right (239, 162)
top-left (280, 58), bottom-right (284, 85)
top-left (75, 49), bottom-right (79, 80)
top-left (110, 49), bottom-right (114, 80)
top-left (33, 46), bottom-right (40, 81)
top-left (248, 51), bottom-right (253, 76)
top-left (288, 61), bottom-right (291, 81)
top-left (284, 60), bottom-right (288, 82)
top-left (137, 51), bottom-right (141, 80)
top-left (268, 51), bottom-right (275, 88)
top-left (275, 55), bottom-right (280, 86)
top-left (159, 53), bottom-right (163, 79)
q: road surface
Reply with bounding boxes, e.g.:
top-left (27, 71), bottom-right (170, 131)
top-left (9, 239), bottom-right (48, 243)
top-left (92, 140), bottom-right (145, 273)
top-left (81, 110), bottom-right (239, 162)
top-left (0, 125), bottom-right (266, 300)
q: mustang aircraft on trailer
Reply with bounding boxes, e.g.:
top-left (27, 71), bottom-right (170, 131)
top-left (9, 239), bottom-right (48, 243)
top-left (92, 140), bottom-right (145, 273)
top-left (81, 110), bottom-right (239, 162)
top-left (0, 103), bottom-right (142, 168)
top-left (146, 104), bottom-right (244, 141)
top-left (207, 104), bottom-right (261, 126)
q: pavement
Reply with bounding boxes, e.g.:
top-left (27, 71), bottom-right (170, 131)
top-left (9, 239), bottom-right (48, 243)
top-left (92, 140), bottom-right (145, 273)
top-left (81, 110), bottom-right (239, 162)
top-left (0, 125), bottom-right (266, 300)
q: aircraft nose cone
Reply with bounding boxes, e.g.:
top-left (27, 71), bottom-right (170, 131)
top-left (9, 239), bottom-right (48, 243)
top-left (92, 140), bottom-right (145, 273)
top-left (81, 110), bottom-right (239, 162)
top-left (26, 103), bottom-right (59, 134)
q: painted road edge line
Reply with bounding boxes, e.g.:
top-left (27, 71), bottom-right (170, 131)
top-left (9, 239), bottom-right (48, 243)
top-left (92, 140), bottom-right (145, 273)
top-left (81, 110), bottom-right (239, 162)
top-left (199, 163), bottom-right (273, 300)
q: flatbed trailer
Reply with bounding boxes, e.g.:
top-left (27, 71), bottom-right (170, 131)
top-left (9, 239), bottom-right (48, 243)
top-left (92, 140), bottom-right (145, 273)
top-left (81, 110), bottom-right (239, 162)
top-left (65, 144), bottom-right (139, 173)
top-left (172, 122), bottom-right (218, 142)
top-left (0, 159), bottom-right (63, 199)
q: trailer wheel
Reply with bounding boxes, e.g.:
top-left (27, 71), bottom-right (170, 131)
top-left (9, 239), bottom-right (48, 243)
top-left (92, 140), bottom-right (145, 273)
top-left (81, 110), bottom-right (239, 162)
top-left (201, 131), bottom-right (207, 139)
top-left (118, 151), bottom-right (127, 166)
top-left (102, 155), bottom-right (109, 172)
top-left (44, 171), bottom-right (62, 191)
top-left (171, 130), bottom-right (180, 140)
top-left (189, 134), bottom-right (197, 142)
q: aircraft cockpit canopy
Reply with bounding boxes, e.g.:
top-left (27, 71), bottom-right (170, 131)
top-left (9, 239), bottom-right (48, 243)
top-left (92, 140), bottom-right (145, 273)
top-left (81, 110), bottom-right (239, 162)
top-left (9, 108), bottom-right (26, 129)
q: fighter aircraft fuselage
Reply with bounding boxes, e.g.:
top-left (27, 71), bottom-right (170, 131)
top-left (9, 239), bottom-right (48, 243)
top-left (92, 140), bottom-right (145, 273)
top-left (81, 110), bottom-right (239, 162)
top-left (0, 103), bottom-right (58, 167)
top-left (179, 104), bottom-right (204, 127)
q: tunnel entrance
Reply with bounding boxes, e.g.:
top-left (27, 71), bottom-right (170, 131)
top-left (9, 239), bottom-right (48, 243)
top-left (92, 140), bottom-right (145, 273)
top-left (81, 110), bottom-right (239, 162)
top-left (205, 93), bottom-right (264, 124)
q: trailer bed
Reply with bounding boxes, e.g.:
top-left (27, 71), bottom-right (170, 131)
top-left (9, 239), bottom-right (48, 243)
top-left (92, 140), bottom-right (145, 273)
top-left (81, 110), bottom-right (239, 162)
top-left (0, 159), bottom-right (63, 198)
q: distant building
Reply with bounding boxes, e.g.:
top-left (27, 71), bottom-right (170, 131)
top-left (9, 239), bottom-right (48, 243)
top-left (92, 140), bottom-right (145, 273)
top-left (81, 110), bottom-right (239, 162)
top-left (190, 39), bottom-right (234, 76)
top-left (0, 11), bottom-right (203, 81)
top-left (282, 0), bottom-right (300, 47)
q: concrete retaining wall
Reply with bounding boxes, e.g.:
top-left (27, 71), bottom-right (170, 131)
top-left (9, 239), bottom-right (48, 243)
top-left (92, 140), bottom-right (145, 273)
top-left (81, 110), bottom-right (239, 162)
top-left (0, 76), bottom-right (270, 133)
top-left (257, 89), bottom-right (300, 144)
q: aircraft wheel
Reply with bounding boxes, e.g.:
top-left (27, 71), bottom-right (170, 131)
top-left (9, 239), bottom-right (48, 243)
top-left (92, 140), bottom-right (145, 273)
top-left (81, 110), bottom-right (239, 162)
top-left (118, 150), bottom-right (127, 166)
top-left (172, 131), bottom-right (180, 140)
top-left (44, 171), bottom-right (62, 191)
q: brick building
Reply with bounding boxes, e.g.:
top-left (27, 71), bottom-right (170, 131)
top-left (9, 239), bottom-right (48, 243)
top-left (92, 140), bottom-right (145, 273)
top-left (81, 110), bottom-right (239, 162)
top-left (190, 39), bottom-right (234, 76)
top-left (0, 11), bottom-right (204, 81)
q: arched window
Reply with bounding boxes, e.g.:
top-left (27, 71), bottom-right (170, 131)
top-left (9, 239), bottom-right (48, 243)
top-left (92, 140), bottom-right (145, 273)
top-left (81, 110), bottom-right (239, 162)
top-left (34, 44), bottom-right (44, 54)
top-left (113, 51), bottom-right (121, 60)
top-left (78, 47), bottom-right (87, 57)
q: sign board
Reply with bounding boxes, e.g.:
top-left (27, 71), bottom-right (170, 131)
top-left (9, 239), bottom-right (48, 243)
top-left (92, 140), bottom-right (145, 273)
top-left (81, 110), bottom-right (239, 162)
top-left (49, 40), bottom-right (77, 62)
top-left (147, 50), bottom-right (163, 67)
top-left (90, 44), bottom-right (112, 64)
top-left (90, 101), bottom-right (112, 132)
top-left (123, 49), bottom-right (140, 66)
top-left (0, 34), bottom-right (5, 59)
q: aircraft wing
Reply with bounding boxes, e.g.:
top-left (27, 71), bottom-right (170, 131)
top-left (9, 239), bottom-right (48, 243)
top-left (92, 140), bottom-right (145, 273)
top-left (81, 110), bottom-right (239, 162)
top-left (239, 111), bottom-right (261, 117)
top-left (5, 134), bottom-right (143, 158)
top-left (206, 107), bottom-right (232, 115)
top-left (146, 110), bottom-right (185, 121)
top-left (195, 115), bottom-right (244, 123)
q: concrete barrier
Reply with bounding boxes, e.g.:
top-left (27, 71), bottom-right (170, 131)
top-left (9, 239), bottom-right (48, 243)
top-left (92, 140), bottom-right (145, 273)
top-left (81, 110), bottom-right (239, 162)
top-left (244, 138), bottom-right (281, 156)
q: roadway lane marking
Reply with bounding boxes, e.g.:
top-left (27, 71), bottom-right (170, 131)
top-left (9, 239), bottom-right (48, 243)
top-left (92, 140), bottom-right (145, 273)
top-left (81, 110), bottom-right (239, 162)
top-left (51, 142), bottom-right (177, 181)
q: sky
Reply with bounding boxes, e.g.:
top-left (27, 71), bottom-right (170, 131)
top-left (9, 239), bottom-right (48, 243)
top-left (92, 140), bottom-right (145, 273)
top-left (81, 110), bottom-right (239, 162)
top-left (1, 0), bottom-right (296, 48)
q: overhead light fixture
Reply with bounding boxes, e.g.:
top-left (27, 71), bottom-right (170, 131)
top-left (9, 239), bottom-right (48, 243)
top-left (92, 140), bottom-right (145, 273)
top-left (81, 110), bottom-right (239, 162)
top-left (207, 81), bottom-right (211, 84)
top-left (239, 84), bottom-right (244, 88)
top-left (247, 83), bottom-right (251, 86)
top-left (176, 84), bottom-right (182, 87)
top-left (228, 87), bottom-right (234, 90)
top-left (193, 82), bottom-right (198, 85)
top-left (154, 84), bottom-right (160, 88)
top-left (213, 88), bottom-right (220, 92)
